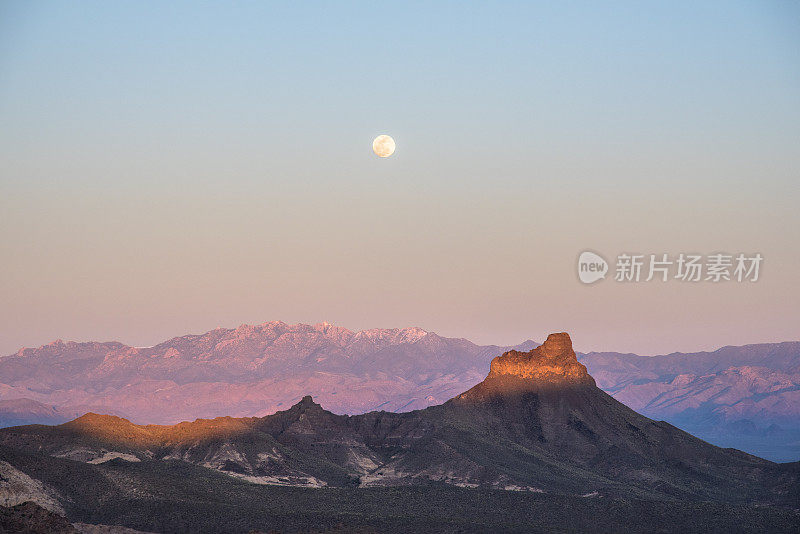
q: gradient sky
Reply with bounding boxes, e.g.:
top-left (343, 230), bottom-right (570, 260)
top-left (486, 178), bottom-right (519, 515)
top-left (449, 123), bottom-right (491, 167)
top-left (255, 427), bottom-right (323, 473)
top-left (1, 1), bottom-right (799, 355)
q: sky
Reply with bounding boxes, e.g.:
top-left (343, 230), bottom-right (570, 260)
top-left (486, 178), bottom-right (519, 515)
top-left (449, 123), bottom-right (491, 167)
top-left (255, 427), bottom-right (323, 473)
top-left (1, 1), bottom-right (799, 356)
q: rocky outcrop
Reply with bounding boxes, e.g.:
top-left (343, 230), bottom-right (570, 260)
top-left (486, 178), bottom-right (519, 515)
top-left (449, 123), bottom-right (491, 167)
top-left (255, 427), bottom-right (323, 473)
top-left (2, 324), bottom-right (799, 462)
top-left (487, 333), bottom-right (593, 385)
top-left (0, 502), bottom-right (78, 534)
top-left (1, 333), bottom-right (794, 505)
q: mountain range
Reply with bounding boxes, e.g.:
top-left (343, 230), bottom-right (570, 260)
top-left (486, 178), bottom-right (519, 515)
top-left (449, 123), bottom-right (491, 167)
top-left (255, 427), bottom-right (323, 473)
top-left (1, 333), bottom-right (798, 533)
top-left (1, 321), bottom-right (798, 461)
top-left (581, 342), bottom-right (800, 461)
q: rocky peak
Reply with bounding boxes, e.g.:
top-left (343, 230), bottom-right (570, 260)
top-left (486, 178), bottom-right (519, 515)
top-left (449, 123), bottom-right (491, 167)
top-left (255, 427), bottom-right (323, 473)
top-left (486, 332), bottom-right (592, 384)
top-left (291, 395), bottom-right (325, 413)
top-left (66, 412), bottom-right (133, 429)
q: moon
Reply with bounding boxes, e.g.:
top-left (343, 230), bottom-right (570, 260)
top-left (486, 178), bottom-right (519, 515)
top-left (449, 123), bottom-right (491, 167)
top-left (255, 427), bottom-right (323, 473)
top-left (372, 135), bottom-right (395, 158)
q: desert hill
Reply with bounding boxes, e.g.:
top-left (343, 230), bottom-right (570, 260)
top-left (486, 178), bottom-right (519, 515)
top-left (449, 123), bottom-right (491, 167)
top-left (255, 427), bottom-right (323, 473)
top-left (2, 333), bottom-right (796, 506)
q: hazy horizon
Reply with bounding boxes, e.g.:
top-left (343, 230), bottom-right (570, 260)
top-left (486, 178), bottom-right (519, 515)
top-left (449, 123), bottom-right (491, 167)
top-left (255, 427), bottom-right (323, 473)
top-left (4, 318), bottom-right (799, 358)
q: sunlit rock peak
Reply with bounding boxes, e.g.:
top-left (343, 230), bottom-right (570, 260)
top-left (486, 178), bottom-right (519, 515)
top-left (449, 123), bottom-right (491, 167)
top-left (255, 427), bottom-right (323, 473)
top-left (487, 332), bottom-right (591, 384)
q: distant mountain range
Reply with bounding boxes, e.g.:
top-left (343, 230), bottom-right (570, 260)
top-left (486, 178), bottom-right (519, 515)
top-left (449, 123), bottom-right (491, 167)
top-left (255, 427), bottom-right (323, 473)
top-left (1, 321), bottom-right (798, 461)
top-left (0, 322), bottom-right (535, 422)
top-left (1, 333), bottom-right (798, 532)
top-left (580, 343), bottom-right (800, 461)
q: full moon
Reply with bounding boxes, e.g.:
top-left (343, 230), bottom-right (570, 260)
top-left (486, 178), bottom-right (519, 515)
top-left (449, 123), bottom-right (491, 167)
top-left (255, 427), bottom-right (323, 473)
top-left (372, 135), bottom-right (395, 158)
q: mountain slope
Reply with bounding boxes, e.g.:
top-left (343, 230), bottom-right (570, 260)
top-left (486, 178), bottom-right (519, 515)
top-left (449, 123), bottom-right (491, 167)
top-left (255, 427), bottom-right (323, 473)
top-left (0, 399), bottom-right (68, 428)
top-left (1, 333), bottom-right (796, 507)
top-left (0, 322), bottom-right (536, 423)
top-left (580, 343), bottom-right (800, 461)
top-left (2, 323), bottom-right (798, 461)
top-left (2, 448), bottom-right (798, 534)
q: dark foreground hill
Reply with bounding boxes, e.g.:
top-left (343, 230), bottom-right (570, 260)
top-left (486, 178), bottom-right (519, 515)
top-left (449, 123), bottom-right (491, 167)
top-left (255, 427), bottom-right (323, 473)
top-left (1, 453), bottom-right (799, 534)
top-left (0, 333), bottom-right (798, 532)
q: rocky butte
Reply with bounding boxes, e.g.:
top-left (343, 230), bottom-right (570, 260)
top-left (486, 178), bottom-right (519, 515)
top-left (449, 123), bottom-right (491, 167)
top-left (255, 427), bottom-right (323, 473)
top-left (455, 332), bottom-right (596, 406)
top-left (486, 332), bottom-right (592, 384)
top-left (3, 323), bottom-right (798, 466)
top-left (0, 331), bottom-right (796, 509)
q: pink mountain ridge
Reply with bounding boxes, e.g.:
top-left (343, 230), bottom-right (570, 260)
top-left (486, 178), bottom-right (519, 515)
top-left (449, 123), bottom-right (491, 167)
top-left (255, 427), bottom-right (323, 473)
top-left (0, 321), bottom-right (798, 460)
